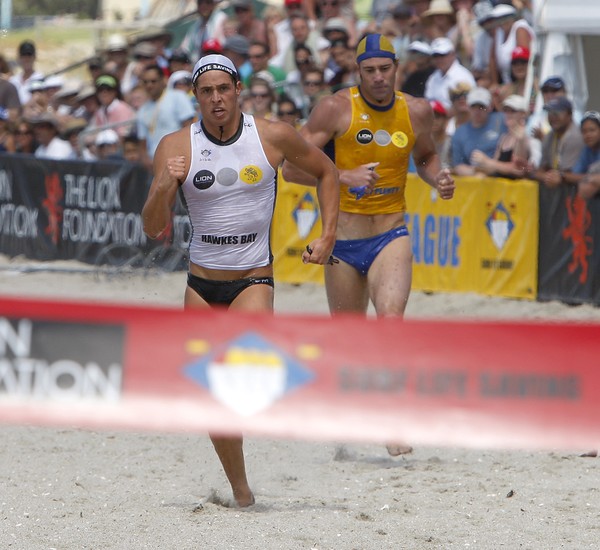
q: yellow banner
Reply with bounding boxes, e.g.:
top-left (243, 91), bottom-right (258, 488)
top-left (272, 173), bottom-right (538, 299)
top-left (406, 175), bottom-right (538, 299)
top-left (272, 170), bottom-right (324, 284)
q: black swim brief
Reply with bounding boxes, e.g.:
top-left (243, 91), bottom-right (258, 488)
top-left (187, 273), bottom-right (274, 307)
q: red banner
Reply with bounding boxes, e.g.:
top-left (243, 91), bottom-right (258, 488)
top-left (0, 296), bottom-right (598, 451)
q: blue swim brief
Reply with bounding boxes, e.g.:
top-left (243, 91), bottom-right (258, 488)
top-left (332, 225), bottom-right (409, 276)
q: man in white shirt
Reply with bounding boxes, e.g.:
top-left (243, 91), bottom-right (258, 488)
top-left (424, 37), bottom-right (476, 110)
top-left (9, 40), bottom-right (44, 105)
top-left (32, 113), bottom-right (74, 160)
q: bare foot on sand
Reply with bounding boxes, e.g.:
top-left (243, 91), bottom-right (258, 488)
top-left (386, 443), bottom-right (414, 456)
top-left (233, 489), bottom-right (255, 508)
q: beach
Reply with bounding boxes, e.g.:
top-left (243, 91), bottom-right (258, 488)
top-left (0, 256), bottom-right (598, 550)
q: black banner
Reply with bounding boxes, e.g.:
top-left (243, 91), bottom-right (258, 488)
top-left (0, 153), bottom-right (189, 270)
top-left (538, 185), bottom-right (600, 305)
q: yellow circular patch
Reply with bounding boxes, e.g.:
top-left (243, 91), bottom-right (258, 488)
top-left (240, 165), bottom-right (263, 184)
top-left (391, 131), bottom-right (408, 148)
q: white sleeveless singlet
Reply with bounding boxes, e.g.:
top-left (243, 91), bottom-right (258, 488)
top-left (181, 113), bottom-right (277, 270)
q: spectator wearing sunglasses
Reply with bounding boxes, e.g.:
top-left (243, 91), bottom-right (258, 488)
top-left (248, 76), bottom-right (277, 119)
top-left (243, 41), bottom-right (287, 90)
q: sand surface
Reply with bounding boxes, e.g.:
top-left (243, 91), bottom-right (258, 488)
top-left (0, 255), bottom-right (598, 550)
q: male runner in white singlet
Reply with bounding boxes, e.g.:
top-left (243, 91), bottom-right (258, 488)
top-left (142, 54), bottom-right (339, 507)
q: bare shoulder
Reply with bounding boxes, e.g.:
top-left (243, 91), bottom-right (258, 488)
top-left (157, 125), bottom-right (192, 156)
top-left (304, 88), bottom-right (352, 138)
top-left (403, 94), bottom-right (433, 127)
top-left (254, 116), bottom-right (299, 146)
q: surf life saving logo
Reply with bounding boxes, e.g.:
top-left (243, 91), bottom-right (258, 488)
top-left (293, 192), bottom-right (319, 238)
top-left (184, 332), bottom-right (314, 416)
top-left (486, 202), bottom-right (514, 250)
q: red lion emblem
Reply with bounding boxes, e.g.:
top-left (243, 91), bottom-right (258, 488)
top-left (42, 173), bottom-right (64, 245)
top-left (562, 195), bottom-right (592, 284)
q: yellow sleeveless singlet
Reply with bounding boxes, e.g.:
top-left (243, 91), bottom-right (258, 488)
top-left (335, 86), bottom-right (415, 215)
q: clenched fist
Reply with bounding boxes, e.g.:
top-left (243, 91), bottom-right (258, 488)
top-left (165, 156), bottom-right (186, 181)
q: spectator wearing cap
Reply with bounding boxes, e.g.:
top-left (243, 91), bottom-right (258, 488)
top-left (136, 64), bottom-right (196, 169)
top-left (232, 0), bottom-right (268, 45)
top-left (401, 41), bottom-right (435, 97)
top-left (488, 3), bottom-right (535, 85)
top-left (10, 40), bottom-right (43, 105)
top-left (528, 75), bottom-right (582, 141)
top-left (430, 100), bottom-right (452, 168)
top-left (471, 94), bottom-right (538, 179)
top-left (495, 45), bottom-right (534, 109)
top-left (72, 85), bottom-right (100, 123)
top-left (244, 41), bottom-right (288, 89)
top-left (53, 81), bottom-right (82, 120)
top-left (0, 108), bottom-right (16, 153)
top-left (222, 35), bottom-right (253, 81)
top-left (424, 36), bottom-right (475, 109)
top-left (91, 74), bottom-right (136, 138)
top-left (94, 129), bottom-right (123, 161)
top-left (179, 0), bottom-right (228, 60)
top-left (451, 86), bottom-right (506, 175)
top-left (529, 96), bottom-right (584, 188)
top-left (31, 113), bottom-right (74, 160)
top-left (169, 49), bottom-right (193, 74)
top-left (22, 79), bottom-right (52, 120)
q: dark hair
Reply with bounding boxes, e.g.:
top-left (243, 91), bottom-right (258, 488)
top-left (249, 40), bottom-right (270, 57)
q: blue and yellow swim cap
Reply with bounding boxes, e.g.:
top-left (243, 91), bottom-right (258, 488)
top-left (355, 34), bottom-right (396, 64)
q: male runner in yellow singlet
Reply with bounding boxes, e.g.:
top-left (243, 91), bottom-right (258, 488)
top-left (283, 34), bottom-right (455, 455)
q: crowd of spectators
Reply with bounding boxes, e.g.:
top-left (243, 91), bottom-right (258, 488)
top-left (0, 0), bottom-right (598, 198)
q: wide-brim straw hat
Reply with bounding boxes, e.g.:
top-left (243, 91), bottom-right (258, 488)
top-left (422, 0), bottom-right (456, 22)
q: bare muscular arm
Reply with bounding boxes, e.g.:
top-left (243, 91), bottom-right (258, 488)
top-left (258, 118), bottom-right (340, 265)
top-left (142, 129), bottom-right (190, 238)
